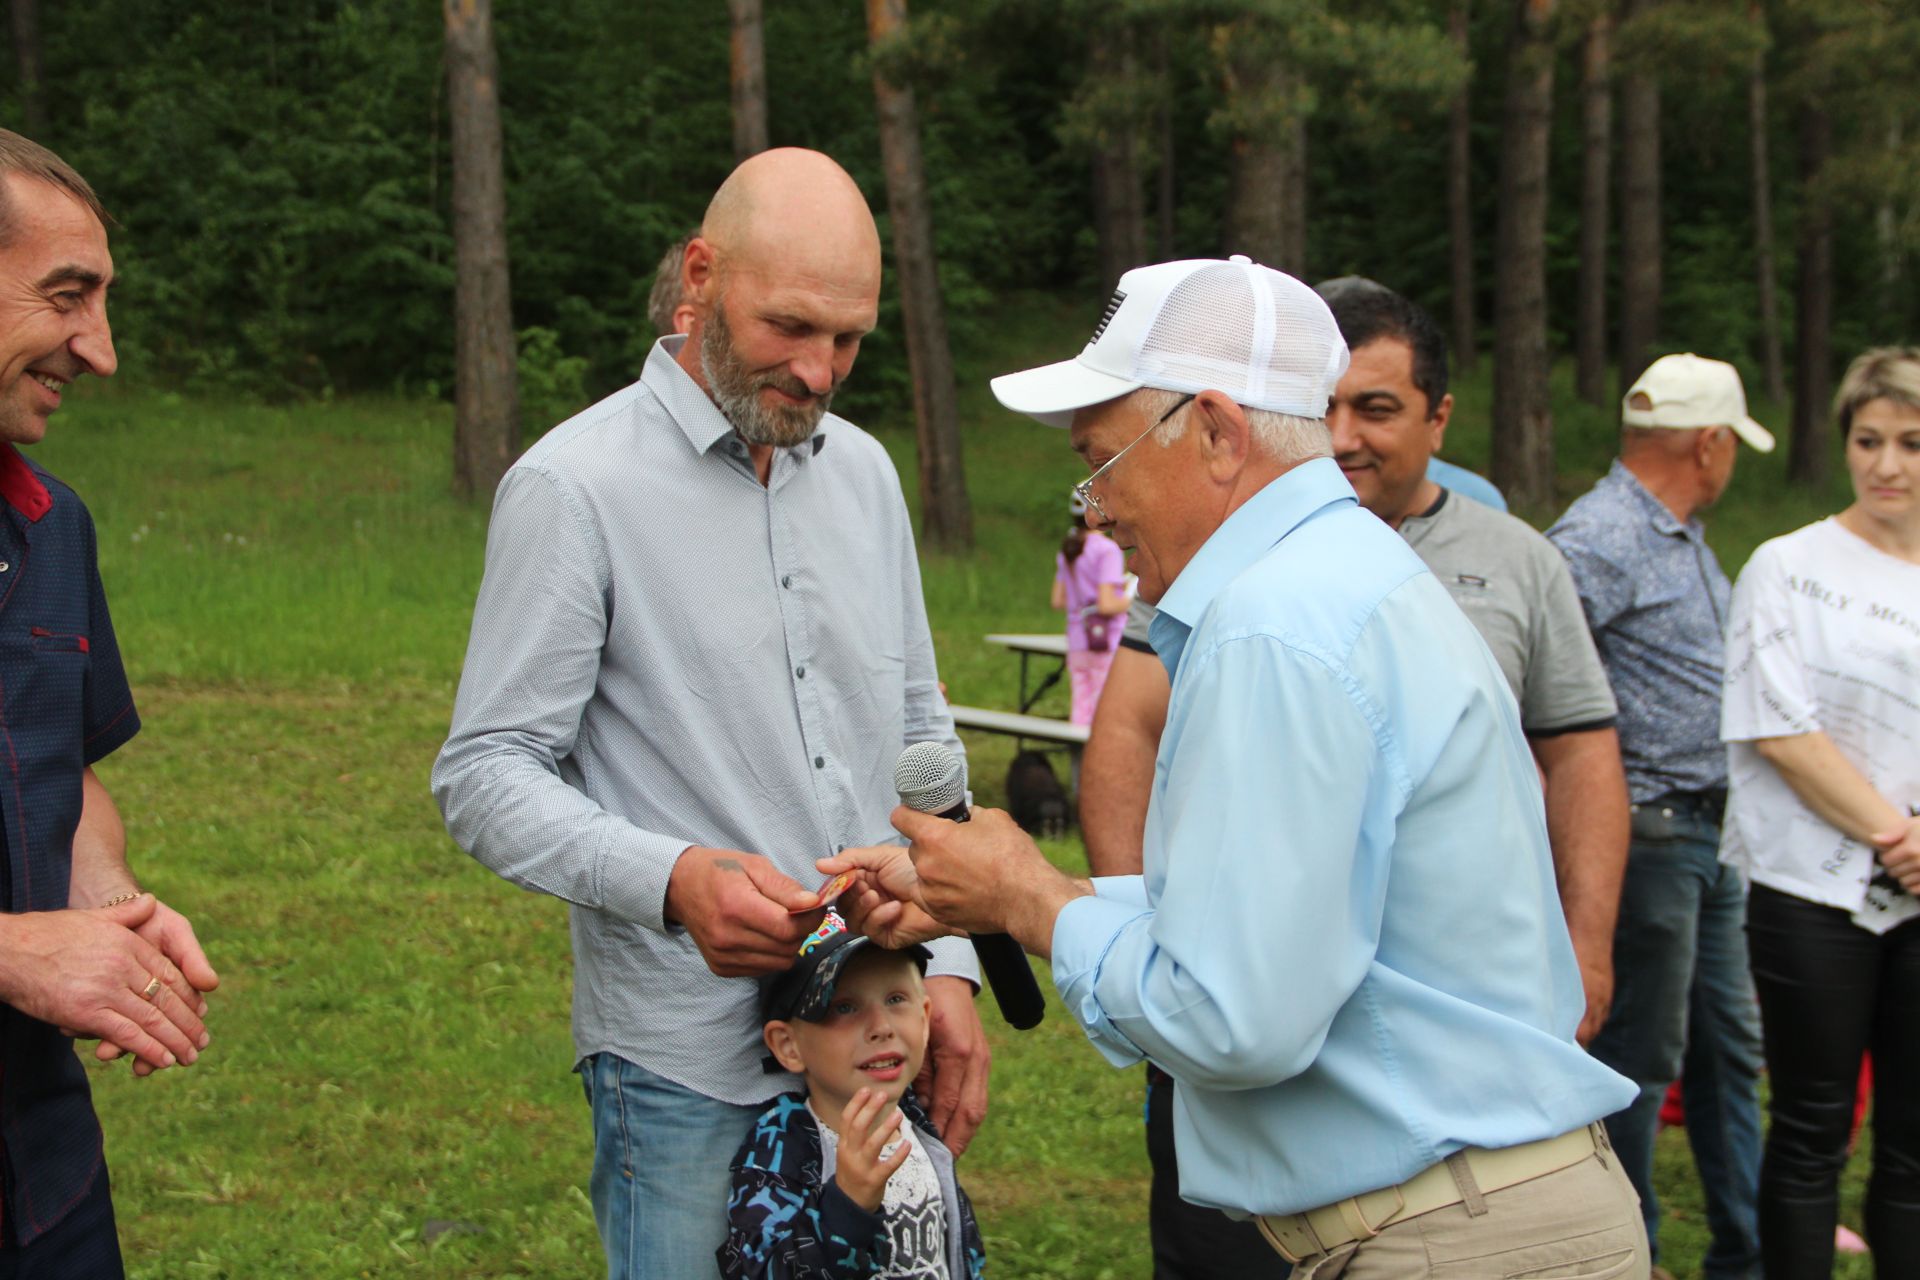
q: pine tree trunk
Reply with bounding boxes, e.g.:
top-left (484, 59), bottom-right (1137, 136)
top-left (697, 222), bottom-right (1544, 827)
top-left (867, 0), bottom-right (972, 551)
top-left (1492, 0), bottom-right (1557, 512)
top-left (1875, 117), bottom-right (1903, 314)
top-left (1749, 1), bottom-right (1785, 404)
top-left (1280, 113), bottom-right (1307, 273)
top-left (1448, 0), bottom-right (1477, 373)
top-left (1575, 14), bottom-right (1612, 406)
top-left (1155, 32), bottom-right (1176, 261)
top-left (1089, 24), bottom-right (1147, 290)
top-left (444, 0), bottom-right (521, 501)
top-left (1222, 27), bottom-right (1306, 275)
top-left (1789, 102), bottom-right (1832, 489)
top-left (11, 0), bottom-right (45, 141)
top-left (727, 0), bottom-right (769, 162)
top-left (1616, 0), bottom-right (1662, 391)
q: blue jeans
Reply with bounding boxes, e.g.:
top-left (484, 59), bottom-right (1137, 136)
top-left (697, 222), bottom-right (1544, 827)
top-left (1587, 795), bottom-right (1763, 1279)
top-left (579, 1052), bottom-right (760, 1280)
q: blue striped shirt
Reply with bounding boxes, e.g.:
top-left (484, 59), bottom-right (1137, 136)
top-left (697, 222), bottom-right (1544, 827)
top-left (1050, 457), bottom-right (1633, 1217)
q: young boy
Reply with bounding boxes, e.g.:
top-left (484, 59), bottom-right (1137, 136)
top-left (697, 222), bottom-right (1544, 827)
top-left (717, 908), bottom-right (987, 1279)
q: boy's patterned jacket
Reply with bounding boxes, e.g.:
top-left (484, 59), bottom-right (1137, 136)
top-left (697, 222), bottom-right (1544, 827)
top-left (717, 1090), bottom-right (986, 1279)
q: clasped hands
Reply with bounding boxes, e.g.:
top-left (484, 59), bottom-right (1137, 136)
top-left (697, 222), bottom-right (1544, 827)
top-left (1871, 816), bottom-right (1920, 895)
top-left (4, 893), bottom-right (218, 1077)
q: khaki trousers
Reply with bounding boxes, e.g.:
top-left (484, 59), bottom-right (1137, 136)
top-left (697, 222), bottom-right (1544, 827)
top-left (1286, 1147), bottom-right (1650, 1280)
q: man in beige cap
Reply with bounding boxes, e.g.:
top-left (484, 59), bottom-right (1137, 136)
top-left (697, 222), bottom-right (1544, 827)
top-left (1549, 352), bottom-right (1774, 1280)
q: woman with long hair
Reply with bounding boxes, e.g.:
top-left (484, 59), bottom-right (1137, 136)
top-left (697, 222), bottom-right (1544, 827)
top-left (1052, 492), bottom-right (1129, 725)
top-left (1720, 347), bottom-right (1920, 1276)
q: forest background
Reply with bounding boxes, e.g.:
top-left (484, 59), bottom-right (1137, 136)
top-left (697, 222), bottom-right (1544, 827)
top-left (3, 0), bottom-right (1914, 1276)
top-left (12, 0), bottom-right (1920, 514)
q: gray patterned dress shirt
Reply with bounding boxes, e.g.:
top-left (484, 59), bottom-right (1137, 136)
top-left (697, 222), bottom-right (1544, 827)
top-left (433, 336), bottom-right (975, 1105)
top-left (1548, 459), bottom-right (1732, 803)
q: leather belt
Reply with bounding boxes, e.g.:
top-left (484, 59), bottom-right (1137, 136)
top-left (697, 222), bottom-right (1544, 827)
top-left (1254, 1124), bottom-right (1604, 1264)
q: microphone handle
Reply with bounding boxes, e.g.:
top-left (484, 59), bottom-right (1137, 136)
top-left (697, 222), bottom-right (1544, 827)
top-left (971, 931), bottom-right (1047, 1030)
top-left (926, 799), bottom-right (1047, 1030)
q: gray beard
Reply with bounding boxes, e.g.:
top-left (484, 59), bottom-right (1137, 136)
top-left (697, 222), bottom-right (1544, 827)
top-left (699, 307), bottom-right (835, 448)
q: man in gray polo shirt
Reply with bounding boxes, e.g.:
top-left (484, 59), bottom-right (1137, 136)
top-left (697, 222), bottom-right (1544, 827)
top-left (1549, 353), bottom-right (1773, 1280)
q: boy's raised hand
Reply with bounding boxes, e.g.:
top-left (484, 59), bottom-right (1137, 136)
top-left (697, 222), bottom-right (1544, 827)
top-left (834, 1087), bottom-right (911, 1213)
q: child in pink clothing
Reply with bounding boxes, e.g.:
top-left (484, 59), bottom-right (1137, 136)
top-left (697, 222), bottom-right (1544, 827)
top-left (1052, 495), bottom-right (1129, 725)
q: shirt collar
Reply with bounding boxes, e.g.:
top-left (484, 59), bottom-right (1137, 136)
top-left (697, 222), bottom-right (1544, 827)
top-left (0, 444), bottom-right (51, 523)
top-left (1603, 458), bottom-right (1690, 537)
top-left (1149, 456), bottom-right (1356, 671)
top-left (641, 334), bottom-right (832, 461)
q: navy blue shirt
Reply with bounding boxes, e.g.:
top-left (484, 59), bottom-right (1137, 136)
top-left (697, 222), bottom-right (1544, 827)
top-left (0, 444), bottom-right (140, 1245)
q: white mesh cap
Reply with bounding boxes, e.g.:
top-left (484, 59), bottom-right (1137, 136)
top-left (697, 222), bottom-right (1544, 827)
top-left (991, 256), bottom-right (1350, 428)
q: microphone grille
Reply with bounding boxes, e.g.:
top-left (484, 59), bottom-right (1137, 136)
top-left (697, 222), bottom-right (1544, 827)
top-left (894, 742), bottom-right (966, 814)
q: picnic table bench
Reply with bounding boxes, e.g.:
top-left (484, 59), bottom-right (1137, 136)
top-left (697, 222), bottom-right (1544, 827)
top-left (944, 633), bottom-right (1089, 789)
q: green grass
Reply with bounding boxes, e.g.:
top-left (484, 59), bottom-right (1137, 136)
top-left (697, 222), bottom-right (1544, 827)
top-left (36, 307), bottom-right (1868, 1278)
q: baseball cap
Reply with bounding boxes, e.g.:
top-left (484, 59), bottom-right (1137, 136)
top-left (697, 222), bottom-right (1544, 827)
top-left (991, 256), bottom-right (1350, 428)
top-left (761, 907), bottom-right (932, 1026)
top-left (1623, 353), bottom-right (1776, 453)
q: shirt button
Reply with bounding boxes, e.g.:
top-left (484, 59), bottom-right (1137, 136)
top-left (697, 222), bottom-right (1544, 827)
top-left (781, 575), bottom-right (792, 589)
top-left (814, 756), bottom-right (825, 769)
top-left (795, 666), bottom-right (805, 679)
top-left (0, 562), bottom-right (9, 573)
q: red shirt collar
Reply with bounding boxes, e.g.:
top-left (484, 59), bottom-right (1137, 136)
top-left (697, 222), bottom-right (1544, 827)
top-left (0, 444), bottom-right (51, 523)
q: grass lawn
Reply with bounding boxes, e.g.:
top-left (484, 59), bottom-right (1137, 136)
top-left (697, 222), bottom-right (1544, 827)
top-left (38, 301), bottom-right (1869, 1278)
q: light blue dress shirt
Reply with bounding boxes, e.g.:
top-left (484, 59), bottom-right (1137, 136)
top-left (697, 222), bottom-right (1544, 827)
top-left (1050, 456), bottom-right (1634, 1218)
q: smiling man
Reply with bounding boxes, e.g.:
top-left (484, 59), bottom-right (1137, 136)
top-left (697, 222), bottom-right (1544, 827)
top-left (433, 148), bottom-right (986, 1280)
top-left (0, 131), bottom-right (219, 1278)
top-left (825, 257), bottom-right (1647, 1277)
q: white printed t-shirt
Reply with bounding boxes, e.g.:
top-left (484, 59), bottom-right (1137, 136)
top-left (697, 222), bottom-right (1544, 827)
top-left (1721, 517), bottom-right (1920, 932)
top-left (812, 1102), bottom-right (950, 1279)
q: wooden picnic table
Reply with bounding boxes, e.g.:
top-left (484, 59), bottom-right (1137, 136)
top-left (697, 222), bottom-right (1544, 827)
top-left (983, 632), bottom-right (1067, 714)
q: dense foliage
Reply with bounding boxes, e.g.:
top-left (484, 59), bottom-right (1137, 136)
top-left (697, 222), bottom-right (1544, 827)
top-left (6, 0), bottom-right (1916, 422)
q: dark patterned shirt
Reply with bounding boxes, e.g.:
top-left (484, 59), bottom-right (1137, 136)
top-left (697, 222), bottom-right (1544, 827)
top-left (719, 1091), bottom-right (985, 1280)
top-left (1548, 460), bottom-right (1731, 803)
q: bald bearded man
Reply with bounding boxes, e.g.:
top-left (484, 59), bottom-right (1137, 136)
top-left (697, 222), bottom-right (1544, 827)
top-left (433, 149), bottom-right (988, 1279)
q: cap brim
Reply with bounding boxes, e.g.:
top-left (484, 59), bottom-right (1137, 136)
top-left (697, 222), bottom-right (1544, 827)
top-left (990, 358), bottom-right (1140, 429)
top-left (775, 936), bottom-right (935, 1024)
top-left (1732, 416), bottom-right (1776, 453)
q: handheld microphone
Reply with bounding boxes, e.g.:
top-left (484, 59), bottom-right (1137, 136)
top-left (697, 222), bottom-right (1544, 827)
top-left (893, 742), bottom-right (1046, 1030)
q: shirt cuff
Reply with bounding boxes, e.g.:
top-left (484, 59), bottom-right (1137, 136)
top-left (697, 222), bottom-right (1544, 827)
top-left (1090, 874), bottom-right (1149, 909)
top-left (601, 834), bottom-right (700, 932)
top-left (923, 935), bottom-right (980, 988)
top-left (1050, 891), bottom-right (1154, 1068)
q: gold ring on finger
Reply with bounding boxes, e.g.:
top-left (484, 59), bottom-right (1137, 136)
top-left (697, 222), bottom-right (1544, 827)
top-left (140, 976), bottom-right (163, 1002)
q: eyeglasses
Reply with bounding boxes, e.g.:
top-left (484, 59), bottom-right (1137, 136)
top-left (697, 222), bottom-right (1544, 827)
top-left (1072, 393), bottom-right (1195, 526)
